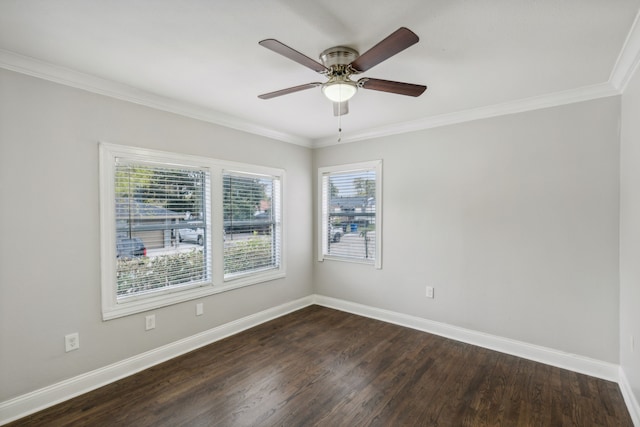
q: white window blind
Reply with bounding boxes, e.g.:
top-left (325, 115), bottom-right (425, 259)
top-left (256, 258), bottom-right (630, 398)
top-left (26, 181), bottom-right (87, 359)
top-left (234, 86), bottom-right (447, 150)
top-left (319, 161), bottom-right (381, 268)
top-left (223, 171), bottom-right (282, 279)
top-left (114, 160), bottom-right (211, 300)
top-left (100, 143), bottom-right (285, 320)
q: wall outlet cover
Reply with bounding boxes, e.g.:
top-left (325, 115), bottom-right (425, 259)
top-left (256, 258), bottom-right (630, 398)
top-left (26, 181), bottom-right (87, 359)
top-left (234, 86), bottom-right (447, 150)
top-left (145, 315), bottom-right (156, 331)
top-left (65, 333), bottom-right (80, 352)
top-left (426, 286), bottom-right (434, 299)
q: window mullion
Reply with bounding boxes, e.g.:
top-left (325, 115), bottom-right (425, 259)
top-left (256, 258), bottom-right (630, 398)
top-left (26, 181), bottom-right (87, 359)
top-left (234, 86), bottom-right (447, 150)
top-left (100, 143), bottom-right (285, 320)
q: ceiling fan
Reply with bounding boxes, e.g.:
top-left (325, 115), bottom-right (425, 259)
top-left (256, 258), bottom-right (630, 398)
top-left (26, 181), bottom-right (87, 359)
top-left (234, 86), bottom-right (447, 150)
top-left (258, 27), bottom-right (427, 116)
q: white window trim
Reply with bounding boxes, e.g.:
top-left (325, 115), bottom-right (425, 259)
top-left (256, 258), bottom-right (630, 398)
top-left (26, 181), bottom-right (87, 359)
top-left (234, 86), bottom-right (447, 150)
top-left (317, 160), bottom-right (382, 269)
top-left (221, 168), bottom-right (285, 287)
top-left (99, 143), bottom-right (286, 320)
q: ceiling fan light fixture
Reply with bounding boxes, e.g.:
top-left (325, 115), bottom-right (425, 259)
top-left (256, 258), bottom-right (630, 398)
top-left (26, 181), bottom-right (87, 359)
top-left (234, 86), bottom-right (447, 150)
top-left (322, 80), bottom-right (358, 103)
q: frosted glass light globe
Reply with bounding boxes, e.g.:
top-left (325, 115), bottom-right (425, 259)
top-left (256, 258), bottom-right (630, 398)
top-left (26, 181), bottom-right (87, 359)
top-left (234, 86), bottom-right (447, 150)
top-left (322, 81), bottom-right (357, 102)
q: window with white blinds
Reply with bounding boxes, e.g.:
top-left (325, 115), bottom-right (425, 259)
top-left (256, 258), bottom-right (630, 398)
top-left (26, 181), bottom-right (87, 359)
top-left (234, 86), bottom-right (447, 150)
top-left (114, 161), bottom-right (211, 299)
top-left (223, 171), bottom-right (282, 280)
top-left (319, 161), bottom-right (382, 268)
top-left (99, 143), bottom-right (285, 320)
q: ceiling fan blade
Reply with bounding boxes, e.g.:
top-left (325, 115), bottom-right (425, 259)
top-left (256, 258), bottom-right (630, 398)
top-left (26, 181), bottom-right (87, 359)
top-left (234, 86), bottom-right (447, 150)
top-left (358, 78), bottom-right (426, 97)
top-left (258, 82), bottom-right (322, 99)
top-left (259, 39), bottom-right (329, 74)
top-left (333, 101), bottom-right (349, 116)
top-left (350, 27), bottom-right (419, 73)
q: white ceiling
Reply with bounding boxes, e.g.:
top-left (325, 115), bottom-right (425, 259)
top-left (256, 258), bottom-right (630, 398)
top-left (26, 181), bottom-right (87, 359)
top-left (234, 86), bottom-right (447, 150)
top-left (1, 0), bottom-right (640, 147)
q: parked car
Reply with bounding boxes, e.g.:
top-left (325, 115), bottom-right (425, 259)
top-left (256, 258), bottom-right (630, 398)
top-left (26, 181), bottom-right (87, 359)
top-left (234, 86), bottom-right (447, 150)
top-left (179, 228), bottom-right (204, 245)
top-left (329, 224), bottom-right (342, 243)
top-left (116, 237), bottom-right (147, 258)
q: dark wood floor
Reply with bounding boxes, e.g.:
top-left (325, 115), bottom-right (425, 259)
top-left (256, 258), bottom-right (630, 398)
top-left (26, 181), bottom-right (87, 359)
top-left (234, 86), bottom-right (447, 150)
top-left (8, 305), bottom-right (632, 426)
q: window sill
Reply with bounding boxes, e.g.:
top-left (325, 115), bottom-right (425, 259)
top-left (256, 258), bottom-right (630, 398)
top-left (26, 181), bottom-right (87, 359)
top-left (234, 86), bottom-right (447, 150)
top-left (102, 271), bottom-right (286, 321)
top-left (224, 268), bottom-right (286, 288)
top-left (319, 255), bottom-right (377, 267)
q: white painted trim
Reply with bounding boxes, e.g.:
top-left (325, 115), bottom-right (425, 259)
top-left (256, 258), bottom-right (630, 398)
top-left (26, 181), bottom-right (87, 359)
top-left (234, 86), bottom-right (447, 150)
top-left (317, 161), bottom-right (382, 268)
top-left (312, 83), bottom-right (619, 147)
top-left (0, 47), bottom-right (626, 150)
top-left (313, 295), bottom-right (620, 382)
top-left (619, 367), bottom-right (640, 426)
top-left (0, 296), bottom-right (314, 426)
top-left (0, 295), bottom-right (631, 425)
top-left (98, 142), bottom-right (288, 320)
top-left (610, 8), bottom-right (640, 93)
top-left (0, 49), bottom-right (311, 148)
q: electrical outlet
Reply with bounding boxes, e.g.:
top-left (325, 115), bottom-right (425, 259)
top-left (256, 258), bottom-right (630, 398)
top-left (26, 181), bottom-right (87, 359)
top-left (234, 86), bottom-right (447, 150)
top-left (145, 314), bottom-right (156, 331)
top-left (65, 333), bottom-right (80, 352)
top-left (426, 286), bottom-right (434, 299)
top-left (196, 303), bottom-right (204, 316)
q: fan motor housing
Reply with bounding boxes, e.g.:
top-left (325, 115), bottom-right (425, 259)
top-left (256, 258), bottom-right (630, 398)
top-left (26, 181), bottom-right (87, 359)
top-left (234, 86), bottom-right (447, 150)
top-left (320, 46), bottom-right (359, 68)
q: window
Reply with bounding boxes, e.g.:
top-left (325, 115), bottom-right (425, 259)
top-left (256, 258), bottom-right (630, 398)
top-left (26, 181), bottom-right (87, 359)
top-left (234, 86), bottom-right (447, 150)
top-left (100, 143), bottom-right (285, 320)
top-left (318, 160), bottom-right (382, 268)
top-left (223, 171), bottom-right (282, 281)
top-left (114, 163), bottom-right (211, 297)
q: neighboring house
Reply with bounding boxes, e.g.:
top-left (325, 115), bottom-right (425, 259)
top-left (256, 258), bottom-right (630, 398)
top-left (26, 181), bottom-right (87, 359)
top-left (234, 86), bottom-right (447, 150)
top-left (329, 196), bottom-right (376, 230)
top-left (330, 196), bottom-right (369, 212)
top-left (116, 198), bottom-right (185, 249)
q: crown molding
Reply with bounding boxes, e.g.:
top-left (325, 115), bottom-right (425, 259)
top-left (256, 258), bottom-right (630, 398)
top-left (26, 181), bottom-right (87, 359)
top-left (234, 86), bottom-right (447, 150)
top-left (610, 7), bottom-right (640, 92)
top-left (0, 49), bottom-right (312, 148)
top-left (2, 31), bottom-right (636, 151)
top-left (312, 82), bottom-right (619, 148)
top-left (313, 8), bottom-right (640, 149)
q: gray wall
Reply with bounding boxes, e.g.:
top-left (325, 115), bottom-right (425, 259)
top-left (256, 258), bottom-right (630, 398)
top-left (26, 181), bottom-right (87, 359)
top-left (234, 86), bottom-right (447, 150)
top-left (0, 69), bottom-right (314, 401)
top-left (314, 97), bottom-right (621, 363)
top-left (0, 66), bottom-right (626, 405)
top-left (621, 64), bottom-right (640, 406)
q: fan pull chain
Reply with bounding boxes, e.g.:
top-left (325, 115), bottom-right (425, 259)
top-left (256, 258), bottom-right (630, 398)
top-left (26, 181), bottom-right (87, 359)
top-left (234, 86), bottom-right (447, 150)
top-left (338, 103), bottom-right (342, 142)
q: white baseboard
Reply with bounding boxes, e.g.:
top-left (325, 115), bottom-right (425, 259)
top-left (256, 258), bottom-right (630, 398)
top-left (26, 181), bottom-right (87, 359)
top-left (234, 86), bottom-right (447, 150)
top-left (313, 295), bottom-right (620, 382)
top-left (619, 367), bottom-right (640, 426)
top-left (1, 294), bottom-right (633, 426)
top-left (0, 296), bottom-right (314, 426)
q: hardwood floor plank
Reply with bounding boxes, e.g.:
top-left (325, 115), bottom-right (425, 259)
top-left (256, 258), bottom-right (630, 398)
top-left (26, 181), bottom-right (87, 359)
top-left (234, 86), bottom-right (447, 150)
top-left (7, 305), bottom-right (633, 426)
